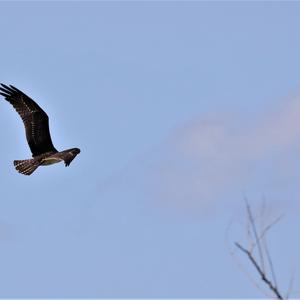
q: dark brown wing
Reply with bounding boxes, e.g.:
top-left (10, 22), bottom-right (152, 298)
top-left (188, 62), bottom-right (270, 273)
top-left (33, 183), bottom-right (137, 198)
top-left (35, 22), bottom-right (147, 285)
top-left (0, 84), bottom-right (57, 156)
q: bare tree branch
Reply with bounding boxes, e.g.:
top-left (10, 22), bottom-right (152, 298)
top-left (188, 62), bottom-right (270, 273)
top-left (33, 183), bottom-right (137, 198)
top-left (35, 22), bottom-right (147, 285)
top-left (285, 272), bottom-right (295, 299)
top-left (231, 200), bottom-right (295, 300)
top-left (226, 217), bottom-right (272, 298)
top-left (235, 242), bottom-right (284, 300)
top-left (245, 199), bottom-right (265, 272)
top-left (263, 235), bottom-right (278, 292)
top-left (259, 214), bottom-right (284, 242)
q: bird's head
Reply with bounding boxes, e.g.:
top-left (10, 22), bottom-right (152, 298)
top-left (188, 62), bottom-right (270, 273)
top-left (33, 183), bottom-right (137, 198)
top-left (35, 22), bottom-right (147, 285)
top-left (64, 147), bottom-right (81, 167)
top-left (70, 148), bottom-right (81, 155)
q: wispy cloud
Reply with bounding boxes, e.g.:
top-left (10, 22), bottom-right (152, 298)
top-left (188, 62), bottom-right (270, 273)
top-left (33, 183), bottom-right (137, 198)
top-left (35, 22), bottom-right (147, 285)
top-left (149, 96), bottom-right (300, 212)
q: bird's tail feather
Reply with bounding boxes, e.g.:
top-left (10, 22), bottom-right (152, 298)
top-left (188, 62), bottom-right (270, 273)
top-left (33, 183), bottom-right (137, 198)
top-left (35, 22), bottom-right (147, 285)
top-left (13, 159), bottom-right (39, 175)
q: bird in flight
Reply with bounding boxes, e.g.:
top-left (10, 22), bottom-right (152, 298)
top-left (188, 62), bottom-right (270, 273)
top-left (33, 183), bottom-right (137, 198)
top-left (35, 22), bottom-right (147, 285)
top-left (0, 84), bottom-right (80, 175)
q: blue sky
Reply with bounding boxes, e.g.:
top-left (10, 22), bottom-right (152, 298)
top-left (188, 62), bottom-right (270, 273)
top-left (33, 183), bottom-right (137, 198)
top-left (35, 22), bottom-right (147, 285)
top-left (0, 1), bottom-right (300, 298)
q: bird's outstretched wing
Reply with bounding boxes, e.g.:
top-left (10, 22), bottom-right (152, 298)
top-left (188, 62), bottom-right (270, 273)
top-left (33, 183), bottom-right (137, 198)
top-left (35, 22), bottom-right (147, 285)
top-left (0, 84), bottom-right (57, 156)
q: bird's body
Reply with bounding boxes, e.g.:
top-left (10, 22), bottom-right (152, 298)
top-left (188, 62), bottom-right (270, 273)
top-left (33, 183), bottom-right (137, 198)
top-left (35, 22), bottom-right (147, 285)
top-left (40, 153), bottom-right (64, 166)
top-left (0, 84), bottom-right (80, 175)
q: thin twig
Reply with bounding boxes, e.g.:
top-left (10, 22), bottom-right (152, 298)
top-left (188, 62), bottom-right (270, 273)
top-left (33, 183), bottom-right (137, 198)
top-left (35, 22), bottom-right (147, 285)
top-left (285, 271), bottom-right (295, 299)
top-left (225, 218), bottom-right (272, 298)
top-left (245, 199), bottom-right (265, 271)
top-left (235, 242), bottom-right (284, 300)
top-left (263, 236), bottom-right (278, 293)
top-left (259, 214), bottom-right (284, 241)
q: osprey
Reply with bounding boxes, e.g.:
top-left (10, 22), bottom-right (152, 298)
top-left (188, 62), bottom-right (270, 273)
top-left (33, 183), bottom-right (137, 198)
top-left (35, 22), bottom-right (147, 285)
top-left (0, 84), bottom-right (80, 175)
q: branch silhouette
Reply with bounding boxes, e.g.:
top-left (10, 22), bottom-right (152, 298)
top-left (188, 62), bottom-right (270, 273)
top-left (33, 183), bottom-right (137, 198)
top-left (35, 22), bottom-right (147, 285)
top-left (235, 242), bottom-right (283, 300)
top-left (233, 201), bottom-right (288, 300)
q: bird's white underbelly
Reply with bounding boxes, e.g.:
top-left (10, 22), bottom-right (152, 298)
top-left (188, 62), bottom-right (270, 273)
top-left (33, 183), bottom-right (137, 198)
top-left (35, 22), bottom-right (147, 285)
top-left (41, 157), bottom-right (63, 166)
